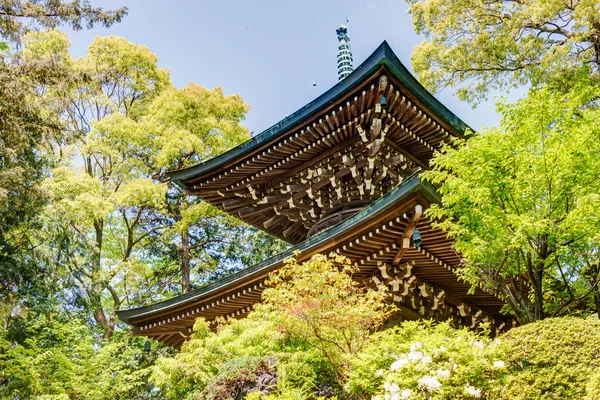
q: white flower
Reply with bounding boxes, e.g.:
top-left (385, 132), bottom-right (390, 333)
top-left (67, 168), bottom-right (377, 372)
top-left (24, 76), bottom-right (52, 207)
top-left (473, 341), bottom-right (485, 349)
top-left (410, 341), bottom-right (423, 352)
top-left (420, 355), bottom-right (433, 365)
top-left (408, 351), bottom-right (424, 362)
top-left (400, 388), bottom-right (413, 399)
top-left (376, 369), bottom-right (384, 376)
top-left (372, 396), bottom-right (382, 400)
top-left (494, 338), bottom-right (502, 345)
top-left (464, 384), bottom-right (482, 398)
top-left (436, 368), bottom-right (451, 378)
top-left (493, 360), bottom-right (506, 369)
top-left (418, 375), bottom-right (442, 392)
top-left (384, 382), bottom-right (400, 394)
top-left (391, 357), bottom-right (409, 371)
top-left (440, 345), bottom-right (447, 352)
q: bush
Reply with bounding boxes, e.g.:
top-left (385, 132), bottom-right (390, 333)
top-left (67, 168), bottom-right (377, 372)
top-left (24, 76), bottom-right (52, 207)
top-left (497, 316), bottom-right (600, 400)
top-left (151, 253), bottom-right (600, 400)
top-left (346, 320), bottom-right (504, 399)
top-left (346, 317), bottom-right (600, 400)
top-left (151, 309), bottom-right (336, 400)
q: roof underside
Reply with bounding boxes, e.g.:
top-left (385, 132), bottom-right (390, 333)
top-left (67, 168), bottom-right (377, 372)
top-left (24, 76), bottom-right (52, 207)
top-left (166, 41), bottom-right (470, 244)
top-left (117, 175), bottom-right (508, 348)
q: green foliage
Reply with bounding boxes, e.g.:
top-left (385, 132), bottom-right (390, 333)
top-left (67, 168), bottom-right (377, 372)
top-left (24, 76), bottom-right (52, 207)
top-left (149, 253), bottom-right (600, 400)
top-left (0, 0), bottom-right (127, 43)
top-left (346, 321), bottom-right (504, 399)
top-left (407, 0), bottom-right (600, 102)
top-left (425, 77), bottom-right (600, 322)
top-left (347, 317), bottom-right (600, 400)
top-left (0, 312), bottom-right (163, 399)
top-left (20, 30), bottom-right (285, 338)
top-left (263, 253), bottom-right (393, 379)
top-left (151, 310), bottom-right (328, 400)
top-left (497, 317), bottom-right (600, 399)
top-left (142, 83), bottom-right (250, 172)
top-left (152, 253), bottom-right (392, 399)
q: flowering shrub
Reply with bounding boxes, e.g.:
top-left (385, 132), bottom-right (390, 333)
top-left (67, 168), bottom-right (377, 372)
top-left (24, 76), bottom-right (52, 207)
top-left (347, 317), bottom-right (600, 400)
top-left (151, 252), bottom-right (600, 400)
top-left (345, 321), bottom-right (505, 399)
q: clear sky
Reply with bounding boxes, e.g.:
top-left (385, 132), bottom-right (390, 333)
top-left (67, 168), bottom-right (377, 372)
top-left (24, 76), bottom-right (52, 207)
top-left (65, 0), bottom-right (522, 135)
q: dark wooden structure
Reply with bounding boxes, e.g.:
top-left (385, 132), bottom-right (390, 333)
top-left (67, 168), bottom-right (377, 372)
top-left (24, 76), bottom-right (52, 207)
top-left (117, 42), bottom-right (510, 348)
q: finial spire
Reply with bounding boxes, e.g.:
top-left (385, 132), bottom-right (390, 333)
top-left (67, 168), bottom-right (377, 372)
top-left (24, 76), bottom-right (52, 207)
top-left (336, 23), bottom-right (354, 80)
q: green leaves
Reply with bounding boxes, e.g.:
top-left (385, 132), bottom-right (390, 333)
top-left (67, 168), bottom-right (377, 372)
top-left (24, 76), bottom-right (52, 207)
top-left (263, 253), bottom-right (394, 379)
top-left (424, 78), bottom-right (600, 321)
top-left (144, 83), bottom-right (250, 171)
top-left (0, 314), bottom-right (159, 399)
top-left (407, 0), bottom-right (600, 102)
top-left (152, 253), bottom-right (392, 399)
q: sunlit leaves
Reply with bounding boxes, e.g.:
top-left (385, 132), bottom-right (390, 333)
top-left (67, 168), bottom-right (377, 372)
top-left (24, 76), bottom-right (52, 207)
top-left (263, 253), bottom-right (394, 378)
top-left (144, 83), bottom-right (250, 171)
top-left (407, 0), bottom-right (600, 102)
top-left (425, 78), bottom-right (600, 321)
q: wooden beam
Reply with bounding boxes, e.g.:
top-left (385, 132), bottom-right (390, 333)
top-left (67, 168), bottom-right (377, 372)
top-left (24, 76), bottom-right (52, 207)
top-left (384, 138), bottom-right (427, 170)
top-left (392, 204), bottom-right (423, 266)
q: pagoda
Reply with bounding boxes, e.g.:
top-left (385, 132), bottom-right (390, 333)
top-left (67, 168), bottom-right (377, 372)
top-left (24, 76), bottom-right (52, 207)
top-left (117, 39), bottom-right (510, 349)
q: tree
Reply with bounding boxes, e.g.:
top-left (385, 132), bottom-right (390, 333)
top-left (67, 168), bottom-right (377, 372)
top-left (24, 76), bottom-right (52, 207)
top-left (32, 32), bottom-right (170, 338)
top-left (0, 0), bottom-right (127, 43)
top-left (425, 77), bottom-right (600, 323)
top-left (28, 31), bottom-right (285, 338)
top-left (0, 0), bottom-right (126, 334)
top-left (137, 83), bottom-right (285, 295)
top-left (0, 310), bottom-right (165, 399)
top-left (407, 0), bottom-right (600, 102)
top-left (263, 253), bottom-right (393, 380)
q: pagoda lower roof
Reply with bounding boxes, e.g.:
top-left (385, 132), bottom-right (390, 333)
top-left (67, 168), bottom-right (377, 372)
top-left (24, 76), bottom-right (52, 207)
top-left (117, 173), bottom-right (508, 348)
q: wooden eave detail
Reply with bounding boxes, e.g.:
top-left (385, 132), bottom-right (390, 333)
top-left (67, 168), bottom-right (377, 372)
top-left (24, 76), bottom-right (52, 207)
top-left (177, 69), bottom-right (460, 244)
top-left (120, 179), bottom-right (508, 348)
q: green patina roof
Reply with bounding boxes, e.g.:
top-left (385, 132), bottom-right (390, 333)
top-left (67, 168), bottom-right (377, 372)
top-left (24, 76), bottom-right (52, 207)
top-left (117, 172), bottom-right (439, 323)
top-left (167, 41), bottom-right (470, 187)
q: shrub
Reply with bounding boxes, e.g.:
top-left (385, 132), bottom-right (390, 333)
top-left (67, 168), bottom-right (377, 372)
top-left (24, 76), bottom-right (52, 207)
top-left (263, 253), bottom-right (393, 381)
top-left (346, 317), bottom-right (600, 399)
top-left (152, 253), bottom-right (389, 399)
top-left (497, 316), bottom-right (600, 399)
top-left (346, 320), bottom-right (504, 399)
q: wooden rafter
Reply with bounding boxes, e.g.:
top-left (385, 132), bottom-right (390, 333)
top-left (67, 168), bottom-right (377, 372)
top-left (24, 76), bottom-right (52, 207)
top-left (392, 204), bottom-right (423, 266)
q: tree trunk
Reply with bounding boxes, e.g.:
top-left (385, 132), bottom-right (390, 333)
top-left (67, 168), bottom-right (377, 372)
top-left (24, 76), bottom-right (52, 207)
top-left (533, 264), bottom-right (545, 321)
top-left (90, 218), bottom-right (111, 335)
top-left (181, 231), bottom-right (191, 294)
top-left (590, 264), bottom-right (600, 319)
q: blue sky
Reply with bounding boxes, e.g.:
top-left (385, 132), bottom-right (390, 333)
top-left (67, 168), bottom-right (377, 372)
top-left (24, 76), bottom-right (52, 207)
top-left (65, 0), bottom-right (521, 135)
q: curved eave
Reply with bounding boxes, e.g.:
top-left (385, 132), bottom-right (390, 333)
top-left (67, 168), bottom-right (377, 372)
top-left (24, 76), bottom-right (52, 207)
top-left (117, 171), bottom-right (439, 323)
top-left (166, 41), bottom-right (471, 188)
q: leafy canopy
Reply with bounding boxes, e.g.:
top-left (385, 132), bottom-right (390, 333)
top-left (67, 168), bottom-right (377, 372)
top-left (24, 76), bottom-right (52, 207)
top-left (0, 0), bottom-right (127, 43)
top-left (407, 0), bottom-right (600, 102)
top-left (425, 76), bottom-right (600, 322)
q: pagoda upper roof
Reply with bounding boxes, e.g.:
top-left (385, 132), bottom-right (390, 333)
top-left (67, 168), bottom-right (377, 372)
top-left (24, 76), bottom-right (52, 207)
top-left (164, 41), bottom-right (471, 243)
top-left (168, 41), bottom-right (469, 188)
